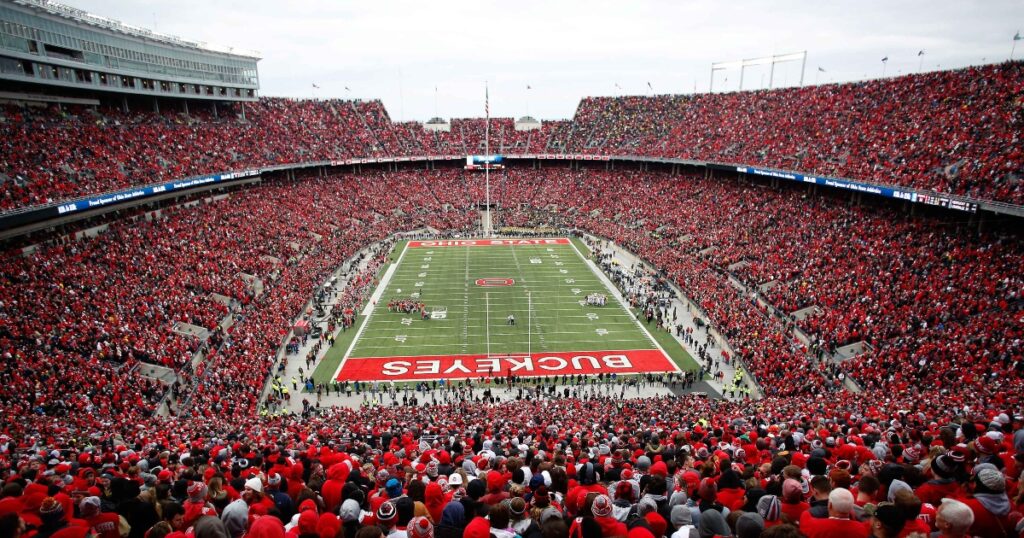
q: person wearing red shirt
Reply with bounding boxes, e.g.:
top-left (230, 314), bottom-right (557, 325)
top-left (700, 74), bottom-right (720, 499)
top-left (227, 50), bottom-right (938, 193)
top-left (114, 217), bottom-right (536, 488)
top-left (800, 488), bottom-right (865, 538)
top-left (933, 498), bottom-right (975, 538)
top-left (590, 495), bottom-right (627, 536)
top-left (891, 489), bottom-right (931, 538)
top-left (714, 470), bottom-right (746, 512)
top-left (779, 479), bottom-right (809, 524)
top-left (956, 465), bottom-right (1015, 538)
top-left (479, 471), bottom-right (510, 506)
top-left (564, 463), bottom-right (606, 516)
top-left (77, 497), bottom-right (121, 538)
top-left (915, 454), bottom-right (963, 506)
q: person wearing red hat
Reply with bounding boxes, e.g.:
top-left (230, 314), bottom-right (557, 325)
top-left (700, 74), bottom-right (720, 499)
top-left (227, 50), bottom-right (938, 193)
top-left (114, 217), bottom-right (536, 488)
top-left (627, 526), bottom-right (655, 538)
top-left (590, 495), bottom-right (626, 536)
top-left (423, 483), bottom-right (446, 524)
top-left (480, 471), bottom-right (509, 506)
top-left (294, 509), bottom-right (319, 538)
top-left (249, 515), bottom-right (287, 538)
top-left (462, 516), bottom-right (490, 538)
top-left (321, 462), bottom-right (351, 513)
top-left (644, 512), bottom-right (667, 538)
top-left (407, 516), bottom-right (433, 538)
top-left (286, 463), bottom-right (306, 503)
top-left (565, 463), bottom-right (605, 516)
top-left (157, 470), bottom-right (174, 484)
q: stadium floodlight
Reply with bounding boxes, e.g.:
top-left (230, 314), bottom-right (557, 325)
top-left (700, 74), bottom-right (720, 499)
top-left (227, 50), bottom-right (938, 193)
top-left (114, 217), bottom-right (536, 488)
top-left (710, 51), bottom-right (807, 92)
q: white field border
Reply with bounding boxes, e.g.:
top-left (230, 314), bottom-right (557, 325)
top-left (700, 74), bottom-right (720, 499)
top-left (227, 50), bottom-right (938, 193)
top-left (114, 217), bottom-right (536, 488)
top-left (565, 239), bottom-right (682, 374)
top-left (334, 237), bottom-right (680, 380)
top-left (331, 240), bottom-right (411, 382)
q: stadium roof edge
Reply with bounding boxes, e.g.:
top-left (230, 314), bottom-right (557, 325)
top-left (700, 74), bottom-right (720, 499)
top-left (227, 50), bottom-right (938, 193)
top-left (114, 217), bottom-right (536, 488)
top-left (12, 0), bottom-right (262, 59)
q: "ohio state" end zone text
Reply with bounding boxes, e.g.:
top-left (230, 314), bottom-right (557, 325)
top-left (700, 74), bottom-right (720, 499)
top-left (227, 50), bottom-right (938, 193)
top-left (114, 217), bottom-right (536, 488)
top-left (407, 238), bottom-right (571, 248)
top-left (336, 349), bottom-right (677, 381)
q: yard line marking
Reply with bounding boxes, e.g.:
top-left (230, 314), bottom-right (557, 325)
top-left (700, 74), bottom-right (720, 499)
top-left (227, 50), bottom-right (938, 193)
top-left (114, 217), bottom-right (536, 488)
top-left (369, 320), bottom-right (638, 329)
top-left (350, 338), bottom-right (650, 349)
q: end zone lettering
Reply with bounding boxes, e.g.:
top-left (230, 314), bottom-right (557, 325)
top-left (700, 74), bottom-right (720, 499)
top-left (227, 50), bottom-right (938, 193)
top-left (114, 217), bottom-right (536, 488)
top-left (337, 349), bottom-right (678, 381)
top-left (408, 238), bottom-right (570, 248)
top-left (384, 354), bottom-right (632, 376)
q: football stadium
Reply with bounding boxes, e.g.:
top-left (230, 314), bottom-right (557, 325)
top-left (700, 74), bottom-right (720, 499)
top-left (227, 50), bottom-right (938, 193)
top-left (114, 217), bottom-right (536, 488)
top-left (0, 0), bottom-right (1023, 537)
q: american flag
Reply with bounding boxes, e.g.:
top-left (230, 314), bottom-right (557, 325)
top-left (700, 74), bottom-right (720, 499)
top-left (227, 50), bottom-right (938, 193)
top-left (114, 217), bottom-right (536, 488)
top-left (485, 83), bottom-right (489, 119)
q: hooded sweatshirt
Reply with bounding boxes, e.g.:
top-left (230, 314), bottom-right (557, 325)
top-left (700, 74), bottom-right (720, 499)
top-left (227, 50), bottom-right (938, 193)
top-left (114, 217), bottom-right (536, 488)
top-left (321, 462), bottom-right (351, 513)
top-left (424, 483), bottom-right (446, 524)
top-left (220, 499), bottom-right (249, 538)
top-left (962, 492), bottom-right (1013, 538)
top-left (193, 516), bottom-right (231, 538)
top-left (670, 504), bottom-right (697, 538)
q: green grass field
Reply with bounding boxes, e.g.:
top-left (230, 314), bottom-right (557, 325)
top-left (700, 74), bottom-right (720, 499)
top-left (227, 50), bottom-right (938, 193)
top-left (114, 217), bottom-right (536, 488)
top-left (314, 237), bottom-right (697, 384)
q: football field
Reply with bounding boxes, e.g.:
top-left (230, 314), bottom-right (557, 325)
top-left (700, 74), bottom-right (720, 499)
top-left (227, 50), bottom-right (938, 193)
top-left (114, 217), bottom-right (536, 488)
top-left (317, 237), bottom-right (695, 383)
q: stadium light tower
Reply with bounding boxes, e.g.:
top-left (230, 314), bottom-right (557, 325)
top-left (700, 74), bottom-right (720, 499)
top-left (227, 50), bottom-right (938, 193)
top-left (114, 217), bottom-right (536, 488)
top-left (710, 51), bottom-right (807, 92)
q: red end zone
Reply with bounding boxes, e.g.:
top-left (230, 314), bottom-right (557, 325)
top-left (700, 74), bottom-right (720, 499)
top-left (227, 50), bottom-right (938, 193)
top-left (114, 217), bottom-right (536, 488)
top-left (407, 238), bottom-right (570, 248)
top-left (336, 349), bottom-right (677, 382)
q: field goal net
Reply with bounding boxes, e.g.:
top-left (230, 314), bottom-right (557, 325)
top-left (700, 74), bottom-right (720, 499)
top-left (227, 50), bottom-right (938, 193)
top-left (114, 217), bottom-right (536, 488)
top-left (429, 306), bottom-right (448, 320)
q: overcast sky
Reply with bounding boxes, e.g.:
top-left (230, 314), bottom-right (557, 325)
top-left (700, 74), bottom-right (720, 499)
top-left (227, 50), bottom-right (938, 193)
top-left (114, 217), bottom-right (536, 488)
top-left (66, 0), bottom-right (1023, 121)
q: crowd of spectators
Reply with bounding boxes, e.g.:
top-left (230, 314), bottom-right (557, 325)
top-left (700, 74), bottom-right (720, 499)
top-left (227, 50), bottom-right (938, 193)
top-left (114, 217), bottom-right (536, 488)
top-left (568, 62), bottom-right (1024, 204)
top-left (484, 167), bottom-right (1021, 400)
top-left (0, 158), bottom-right (1022, 536)
top-left (1, 390), bottom-right (1023, 538)
top-left (0, 98), bottom-right (383, 211)
top-left (6, 61), bottom-right (1019, 214)
top-left (1, 166), bottom-right (1019, 417)
top-left (0, 170), bottom-right (479, 430)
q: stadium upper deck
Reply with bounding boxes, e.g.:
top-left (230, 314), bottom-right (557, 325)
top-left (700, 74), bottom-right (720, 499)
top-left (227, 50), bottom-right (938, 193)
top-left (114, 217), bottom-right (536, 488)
top-left (1, 62), bottom-right (1022, 215)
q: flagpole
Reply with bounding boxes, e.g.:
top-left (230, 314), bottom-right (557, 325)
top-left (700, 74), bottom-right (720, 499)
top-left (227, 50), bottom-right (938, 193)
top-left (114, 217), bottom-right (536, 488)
top-left (484, 81), bottom-right (490, 238)
top-left (1013, 32), bottom-right (1020, 60)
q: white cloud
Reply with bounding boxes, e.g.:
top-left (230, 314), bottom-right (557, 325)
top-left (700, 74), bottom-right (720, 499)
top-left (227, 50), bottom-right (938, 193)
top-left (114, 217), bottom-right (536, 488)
top-left (65, 0), bottom-right (1024, 120)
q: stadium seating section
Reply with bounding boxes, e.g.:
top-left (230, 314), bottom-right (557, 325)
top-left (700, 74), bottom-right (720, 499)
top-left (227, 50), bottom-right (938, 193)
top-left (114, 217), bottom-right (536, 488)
top-left (2, 62), bottom-right (1022, 212)
top-left (0, 64), bottom-right (1023, 538)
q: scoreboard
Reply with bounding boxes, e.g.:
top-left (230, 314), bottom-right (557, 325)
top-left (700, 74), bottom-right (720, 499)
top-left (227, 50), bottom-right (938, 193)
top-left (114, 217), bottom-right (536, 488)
top-left (465, 155), bottom-right (504, 170)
